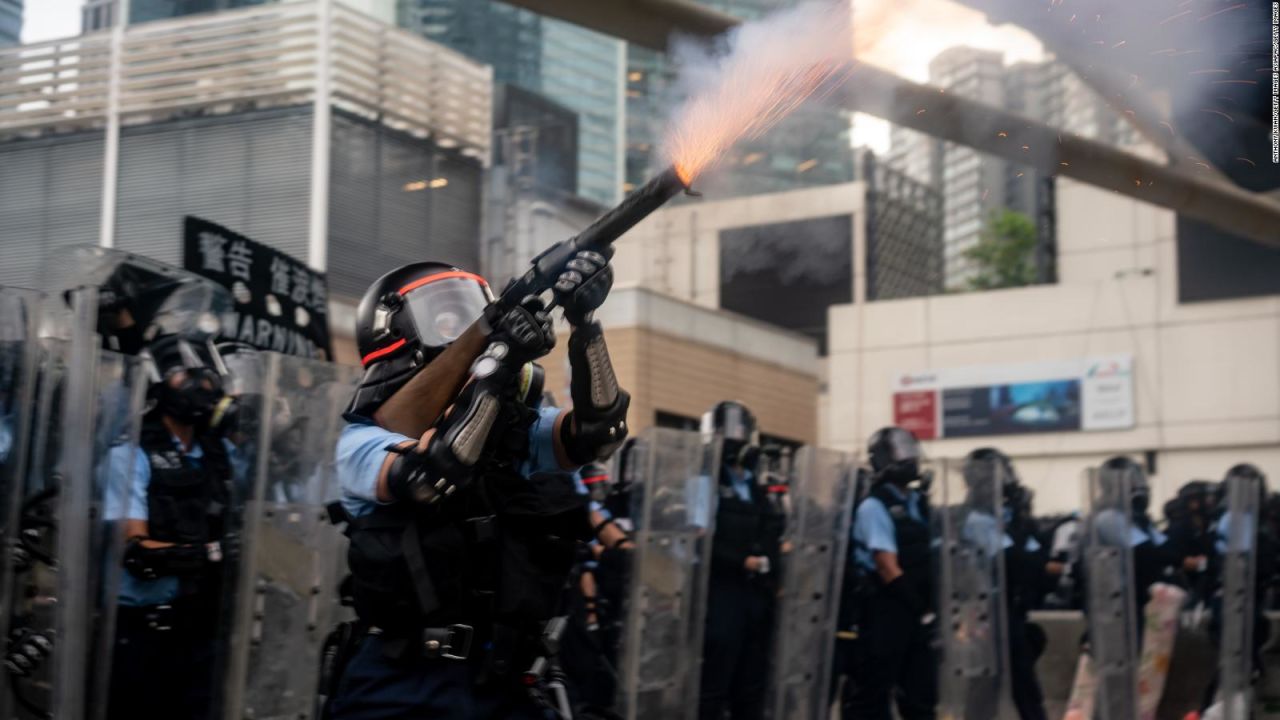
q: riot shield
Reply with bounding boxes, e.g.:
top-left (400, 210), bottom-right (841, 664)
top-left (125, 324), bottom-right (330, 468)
top-left (1218, 468), bottom-right (1261, 720)
top-left (935, 455), bottom-right (1012, 720)
top-left (0, 290), bottom-right (42, 646)
top-left (221, 353), bottom-right (360, 720)
top-left (767, 446), bottom-right (854, 720)
top-left (615, 427), bottom-right (719, 720)
top-left (1, 249), bottom-right (231, 720)
top-left (1075, 465), bottom-right (1140, 720)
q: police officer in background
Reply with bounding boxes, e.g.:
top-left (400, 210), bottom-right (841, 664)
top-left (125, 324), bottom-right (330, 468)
top-left (104, 333), bottom-right (238, 720)
top-left (961, 448), bottom-right (1058, 720)
top-left (328, 255), bottom-right (629, 719)
top-left (843, 426), bottom-right (935, 720)
top-left (698, 401), bottom-right (784, 720)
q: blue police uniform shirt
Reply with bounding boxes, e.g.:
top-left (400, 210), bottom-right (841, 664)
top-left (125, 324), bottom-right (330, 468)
top-left (852, 483), bottom-right (925, 573)
top-left (103, 433), bottom-right (238, 608)
top-left (1093, 508), bottom-right (1167, 548)
top-left (335, 406), bottom-right (572, 519)
top-left (961, 511), bottom-right (1041, 557)
top-left (1215, 510), bottom-right (1255, 554)
top-left (724, 466), bottom-right (754, 503)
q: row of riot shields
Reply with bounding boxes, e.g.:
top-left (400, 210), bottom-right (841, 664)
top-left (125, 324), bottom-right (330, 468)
top-left (0, 249), bottom-right (358, 720)
top-left (612, 428), bottom-right (856, 720)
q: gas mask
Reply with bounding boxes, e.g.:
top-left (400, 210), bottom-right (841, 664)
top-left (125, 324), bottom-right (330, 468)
top-left (144, 334), bottom-right (229, 430)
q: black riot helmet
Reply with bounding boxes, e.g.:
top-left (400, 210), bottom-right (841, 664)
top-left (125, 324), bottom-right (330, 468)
top-left (347, 262), bottom-right (494, 418)
top-left (1098, 455), bottom-right (1151, 518)
top-left (702, 400), bottom-right (761, 469)
top-left (867, 426), bottom-right (922, 485)
top-left (142, 333), bottom-right (229, 428)
top-left (963, 447), bottom-right (1019, 510)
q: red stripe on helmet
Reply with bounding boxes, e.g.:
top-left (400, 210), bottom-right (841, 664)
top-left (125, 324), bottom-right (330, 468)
top-left (361, 338), bottom-right (407, 366)
top-left (581, 474), bottom-right (610, 485)
top-left (397, 271), bottom-right (490, 296)
top-left (767, 484), bottom-right (789, 494)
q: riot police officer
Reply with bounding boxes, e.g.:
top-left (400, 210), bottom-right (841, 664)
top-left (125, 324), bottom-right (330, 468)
top-left (698, 401), bottom-right (784, 720)
top-left (843, 426), bottom-right (935, 720)
top-left (961, 448), bottom-right (1056, 720)
top-left (103, 333), bottom-right (238, 720)
top-left (328, 256), bottom-right (629, 719)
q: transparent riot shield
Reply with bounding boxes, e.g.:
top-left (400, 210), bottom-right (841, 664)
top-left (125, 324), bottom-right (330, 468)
top-left (767, 446), bottom-right (854, 720)
top-left (222, 353), bottom-right (360, 720)
top-left (936, 456), bottom-right (1012, 720)
top-left (1079, 465), bottom-right (1140, 720)
top-left (0, 290), bottom-right (42, 648)
top-left (1218, 468), bottom-right (1261, 720)
top-left (1, 249), bottom-right (231, 720)
top-left (616, 427), bottom-right (719, 720)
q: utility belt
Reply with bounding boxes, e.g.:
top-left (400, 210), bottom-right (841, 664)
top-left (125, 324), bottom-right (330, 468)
top-left (116, 598), bottom-right (217, 638)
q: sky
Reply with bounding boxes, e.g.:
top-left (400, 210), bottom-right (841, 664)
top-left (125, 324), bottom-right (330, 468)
top-left (22, 0), bottom-right (1043, 154)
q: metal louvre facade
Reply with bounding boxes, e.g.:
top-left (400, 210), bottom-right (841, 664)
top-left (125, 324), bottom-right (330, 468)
top-left (328, 110), bottom-right (481, 300)
top-left (115, 108), bottom-right (314, 267)
top-left (0, 132), bottom-right (106, 287)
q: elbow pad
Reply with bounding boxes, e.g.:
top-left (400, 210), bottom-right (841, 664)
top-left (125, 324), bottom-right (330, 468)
top-left (123, 538), bottom-right (208, 580)
top-left (564, 322), bottom-right (630, 464)
top-left (386, 349), bottom-right (512, 505)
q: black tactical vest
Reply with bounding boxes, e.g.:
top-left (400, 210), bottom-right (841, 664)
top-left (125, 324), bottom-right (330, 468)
top-left (139, 417), bottom-right (232, 546)
top-left (709, 464), bottom-right (785, 589)
top-left (341, 404), bottom-right (591, 646)
top-left (869, 482), bottom-right (932, 599)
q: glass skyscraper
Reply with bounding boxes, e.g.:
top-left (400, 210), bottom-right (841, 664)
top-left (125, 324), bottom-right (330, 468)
top-left (0, 0), bottom-right (22, 46)
top-left (625, 0), bottom-right (852, 196)
top-left (400, 0), bottom-right (625, 205)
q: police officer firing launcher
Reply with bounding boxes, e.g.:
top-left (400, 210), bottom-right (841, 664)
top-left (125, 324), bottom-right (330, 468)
top-left (328, 254), bottom-right (629, 719)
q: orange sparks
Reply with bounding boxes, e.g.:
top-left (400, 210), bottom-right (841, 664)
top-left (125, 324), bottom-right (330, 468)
top-left (1159, 10), bottom-right (1192, 24)
top-left (1198, 3), bottom-right (1246, 21)
top-left (1235, 157), bottom-right (1256, 167)
top-left (665, 2), bottom-right (853, 185)
top-left (1200, 108), bottom-right (1234, 122)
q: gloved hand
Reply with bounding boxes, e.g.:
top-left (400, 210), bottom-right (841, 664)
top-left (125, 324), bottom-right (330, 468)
top-left (489, 297), bottom-right (555, 367)
top-left (554, 249), bottom-right (614, 326)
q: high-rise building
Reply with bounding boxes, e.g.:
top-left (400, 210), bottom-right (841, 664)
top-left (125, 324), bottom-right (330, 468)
top-left (624, 0), bottom-right (852, 196)
top-left (400, 0), bottom-right (625, 205)
top-left (928, 47), bottom-right (1007, 289)
top-left (0, 0), bottom-right (21, 46)
top-left (82, 0), bottom-right (394, 32)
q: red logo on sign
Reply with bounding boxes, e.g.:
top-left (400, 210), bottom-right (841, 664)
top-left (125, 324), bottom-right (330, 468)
top-left (893, 391), bottom-right (938, 440)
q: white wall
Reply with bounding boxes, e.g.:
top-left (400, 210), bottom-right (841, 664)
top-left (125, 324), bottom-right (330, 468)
top-left (827, 177), bottom-right (1280, 513)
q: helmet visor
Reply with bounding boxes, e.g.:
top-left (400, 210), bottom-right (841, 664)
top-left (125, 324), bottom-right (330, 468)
top-left (400, 273), bottom-right (492, 349)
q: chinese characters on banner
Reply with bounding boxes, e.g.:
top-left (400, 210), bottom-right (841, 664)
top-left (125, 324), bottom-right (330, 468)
top-left (183, 216), bottom-right (333, 359)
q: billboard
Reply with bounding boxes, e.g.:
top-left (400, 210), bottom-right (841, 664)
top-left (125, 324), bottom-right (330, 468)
top-left (892, 355), bottom-right (1134, 440)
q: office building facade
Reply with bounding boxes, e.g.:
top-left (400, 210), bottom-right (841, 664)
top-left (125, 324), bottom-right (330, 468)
top-left (0, 0), bottom-right (21, 45)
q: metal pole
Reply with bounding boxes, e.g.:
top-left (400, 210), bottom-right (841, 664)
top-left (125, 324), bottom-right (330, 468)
top-left (307, 0), bottom-right (333, 272)
top-left (98, 0), bottom-right (130, 248)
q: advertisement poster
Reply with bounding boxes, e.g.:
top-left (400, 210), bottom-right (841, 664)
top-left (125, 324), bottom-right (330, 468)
top-left (182, 216), bottom-right (333, 359)
top-left (892, 355), bottom-right (1134, 440)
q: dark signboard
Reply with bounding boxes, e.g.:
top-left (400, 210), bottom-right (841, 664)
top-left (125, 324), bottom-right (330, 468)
top-left (183, 216), bottom-right (332, 359)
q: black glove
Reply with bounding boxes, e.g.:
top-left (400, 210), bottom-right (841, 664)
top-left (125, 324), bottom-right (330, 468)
top-left (885, 574), bottom-right (929, 620)
top-left (488, 297), bottom-right (555, 367)
top-left (554, 249), bottom-right (614, 325)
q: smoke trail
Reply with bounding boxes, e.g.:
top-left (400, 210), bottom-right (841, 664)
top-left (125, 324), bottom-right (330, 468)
top-left (661, 1), bottom-right (854, 185)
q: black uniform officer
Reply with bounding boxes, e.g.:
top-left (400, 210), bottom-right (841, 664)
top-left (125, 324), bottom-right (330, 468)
top-left (1163, 480), bottom-right (1217, 602)
top-left (327, 256), bottom-right (629, 719)
top-left (104, 333), bottom-right (238, 720)
top-left (698, 401), bottom-right (784, 720)
top-left (842, 426), bottom-right (935, 720)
